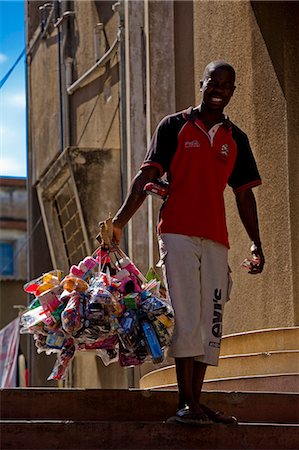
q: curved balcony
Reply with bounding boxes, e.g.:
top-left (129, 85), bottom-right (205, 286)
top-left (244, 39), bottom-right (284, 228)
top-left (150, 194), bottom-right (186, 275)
top-left (140, 327), bottom-right (299, 392)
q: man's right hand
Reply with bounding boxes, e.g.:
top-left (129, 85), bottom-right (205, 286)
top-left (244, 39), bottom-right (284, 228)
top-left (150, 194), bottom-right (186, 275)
top-left (96, 217), bottom-right (114, 248)
top-left (99, 166), bottom-right (160, 247)
top-left (112, 220), bottom-right (123, 246)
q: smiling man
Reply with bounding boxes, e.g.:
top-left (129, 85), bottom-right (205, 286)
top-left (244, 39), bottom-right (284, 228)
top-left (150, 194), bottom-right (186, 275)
top-left (109, 60), bottom-right (264, 424)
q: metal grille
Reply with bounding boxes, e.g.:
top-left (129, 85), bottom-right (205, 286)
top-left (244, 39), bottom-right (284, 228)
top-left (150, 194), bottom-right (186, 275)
top-left (54, 178), bottom-right (86, 266)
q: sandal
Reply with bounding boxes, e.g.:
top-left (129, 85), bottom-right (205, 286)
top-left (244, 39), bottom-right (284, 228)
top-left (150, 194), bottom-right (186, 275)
top-left (200, 403), bottom-right (238, 425)
top-left (173, 405), bottom-right (214, 425)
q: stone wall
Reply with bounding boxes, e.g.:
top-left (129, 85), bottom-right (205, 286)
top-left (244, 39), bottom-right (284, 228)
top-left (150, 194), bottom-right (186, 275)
top-left (190, 0), bottom-right (298, 333)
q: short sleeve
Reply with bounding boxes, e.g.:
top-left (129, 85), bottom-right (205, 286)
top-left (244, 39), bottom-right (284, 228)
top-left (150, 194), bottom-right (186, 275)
top-left (228, 125), bottom-right (262, 193)
top-left (141, 114), bottom-right (183, 177)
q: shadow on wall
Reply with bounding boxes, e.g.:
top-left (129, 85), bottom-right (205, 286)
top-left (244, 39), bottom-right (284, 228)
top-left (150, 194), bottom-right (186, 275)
top-left (95, 0), bottom-right (116, 27)
top-left (251, 0), bottom-right (299, 96)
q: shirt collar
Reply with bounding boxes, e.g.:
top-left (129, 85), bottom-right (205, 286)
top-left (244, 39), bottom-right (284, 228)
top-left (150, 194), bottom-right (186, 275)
top-left (193, 105), bottom-right (231, 130)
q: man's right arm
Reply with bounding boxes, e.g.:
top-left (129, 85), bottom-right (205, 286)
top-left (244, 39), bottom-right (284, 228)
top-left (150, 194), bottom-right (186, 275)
top-left (112, 166), bottom-right (160, 244)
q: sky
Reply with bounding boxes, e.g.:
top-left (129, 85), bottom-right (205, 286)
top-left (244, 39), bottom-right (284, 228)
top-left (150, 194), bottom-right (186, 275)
top-left (0, 0), bottom-right (26, 178)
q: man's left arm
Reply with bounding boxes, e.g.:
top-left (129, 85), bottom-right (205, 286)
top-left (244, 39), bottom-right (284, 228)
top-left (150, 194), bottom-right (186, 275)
top-left (235, 188), bottom-right (265, 274)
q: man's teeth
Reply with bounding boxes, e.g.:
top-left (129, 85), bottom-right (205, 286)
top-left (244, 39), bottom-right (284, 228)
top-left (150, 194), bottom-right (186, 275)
top-left (211, 97), bottom-right (223, 102)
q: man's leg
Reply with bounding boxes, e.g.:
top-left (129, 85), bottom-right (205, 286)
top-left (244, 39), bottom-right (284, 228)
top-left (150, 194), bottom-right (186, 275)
top-left (195, 240), bottom-right (237, 424)
top-left (158, 235), bottom-right (212, 423)
top-left (176, 357), bottom-right (209, 416)
top-left (192, 360), bottom-right (207, 404)
top-left (175, 357), bottom-right (195, 409)
top-left (158, 234), bottom-right (205, 359)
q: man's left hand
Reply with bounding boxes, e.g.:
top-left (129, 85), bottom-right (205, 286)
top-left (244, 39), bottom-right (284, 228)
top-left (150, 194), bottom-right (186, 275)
top-left (249, 243), bottom-right (265, 274)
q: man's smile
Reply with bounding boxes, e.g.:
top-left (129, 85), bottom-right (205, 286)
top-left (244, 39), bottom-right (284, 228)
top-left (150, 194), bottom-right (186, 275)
top-left (210, 96), bottom-right (224, 103)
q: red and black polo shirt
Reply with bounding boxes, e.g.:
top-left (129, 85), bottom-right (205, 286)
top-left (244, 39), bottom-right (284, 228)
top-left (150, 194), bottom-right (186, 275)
top-left (141, 107), bottom-right (262, 248)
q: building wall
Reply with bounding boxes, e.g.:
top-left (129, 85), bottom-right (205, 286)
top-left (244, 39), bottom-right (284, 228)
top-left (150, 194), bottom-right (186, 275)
top-left (0, 177), bottom-right (27, 279)
top-left (0, 177), bottom-right (28, 377)
top-left (190, 0), bottom-right (298, 333)
top-left (251, 0), bottom-right (299, 325)
top-left (70, 1), bottom-right (120, 151)
top-left (26, 0), bottom-right (127, 387)
top-left (26, 0), bottom-right (298, 388)
top-left (28, 34), bottom-right (61, 184)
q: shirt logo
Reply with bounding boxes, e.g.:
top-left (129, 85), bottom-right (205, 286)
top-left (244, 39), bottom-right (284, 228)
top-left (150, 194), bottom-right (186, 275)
top-left (218, 143), bottom-right (230, 163)
top-left (220, 144), bottom-right (229, 157)
top-left (185, 140), bottom-right (201, 149)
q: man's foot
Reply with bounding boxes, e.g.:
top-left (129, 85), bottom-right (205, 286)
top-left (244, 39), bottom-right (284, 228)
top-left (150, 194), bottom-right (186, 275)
top-left (169, 405), bottom-right (214, 425)
top-left (199, 403), bottom-right (238, 425)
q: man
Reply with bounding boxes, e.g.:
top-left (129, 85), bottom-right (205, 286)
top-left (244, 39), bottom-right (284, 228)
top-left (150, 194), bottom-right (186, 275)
top-left (110, 60), bottom-right (264, 424)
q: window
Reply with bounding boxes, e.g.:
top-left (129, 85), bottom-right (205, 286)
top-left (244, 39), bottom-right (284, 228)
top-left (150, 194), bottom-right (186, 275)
top-left (0, 242), bottom-right (14, 276)
top-left (36, 151), bottom-right (91, 272)
top-left (54, 178), bottom-right (87, 267)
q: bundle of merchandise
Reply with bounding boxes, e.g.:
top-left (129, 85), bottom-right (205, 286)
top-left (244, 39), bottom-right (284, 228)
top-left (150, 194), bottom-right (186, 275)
top-left (20, 247), bottom-right (174, 381)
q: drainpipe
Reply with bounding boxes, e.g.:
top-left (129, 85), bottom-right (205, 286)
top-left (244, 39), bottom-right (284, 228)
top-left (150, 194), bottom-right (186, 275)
top-left (112, 1), bottom-right (128, 255)
top-left (57, 2), bottom-right (74, 149)
top-left (54, 1), bottom-right (75, 151)
top-left (26, 2), bottom-right (55, 386)
top-left (144, 1), bottom-right (154, 269)
top-left (66, 36), bottom-right (119, 95)
top-left (25, 6), bottom-right (32, 385)
top-left (114, 1), bottom-right (136, 389)
top-left (94, 22), bottom-right (104, 62)
top-left (57, 20), bottom-right (64, 152)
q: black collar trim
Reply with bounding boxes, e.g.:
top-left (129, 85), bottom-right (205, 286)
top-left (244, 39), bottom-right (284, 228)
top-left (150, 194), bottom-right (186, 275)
top-left (185, 106), bottom-right (232, 130)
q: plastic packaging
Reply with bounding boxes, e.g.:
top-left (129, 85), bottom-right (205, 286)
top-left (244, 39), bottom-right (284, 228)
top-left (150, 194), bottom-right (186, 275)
top-left (21, 305), bottom-right (51, 328)
top-left (141, 321), bottom-right (163, 363)
top-left (241, 255), bottom-right (261, 272)
top-left (141, 295), bottom-right (173, 318)
top-left (117, 257), bottom-right (147, 284)
top-left (69, 256), bottom-right (98, 279)
top-left (46, 331), bottom-right (66, 350)
top-left (47, 338), bottom-right (76, 380)
top-left (96, 348), bottom-right (119, 366)
top-left (61, 292), bottom-right (85, 334)
top-left (24, 270), bottom-right (63, 296)
top-left (20, 246), bottom-right (175, 380)
top-left (62, 275), bottom-right (89, 293)
top-left (144, 179), bottom-right (169, 200)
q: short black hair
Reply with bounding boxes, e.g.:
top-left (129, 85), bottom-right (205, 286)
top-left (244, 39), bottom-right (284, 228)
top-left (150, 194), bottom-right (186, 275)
top-left (203, 60), bottom-right (236, 82)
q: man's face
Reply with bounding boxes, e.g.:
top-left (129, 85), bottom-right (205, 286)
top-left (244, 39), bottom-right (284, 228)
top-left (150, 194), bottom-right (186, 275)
top-left (201, 67), bottom-right (235, 111)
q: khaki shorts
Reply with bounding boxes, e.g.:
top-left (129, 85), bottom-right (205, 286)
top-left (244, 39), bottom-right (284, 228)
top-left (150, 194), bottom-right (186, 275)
top-left (157, 233), bottom-right (232, 366)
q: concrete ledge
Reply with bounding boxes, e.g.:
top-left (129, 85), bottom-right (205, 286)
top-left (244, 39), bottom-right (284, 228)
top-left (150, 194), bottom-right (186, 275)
top-left (140, 364), bottom-right (299, 389)
top-left (1, 389), bottom-right (298, 424)
top-left (220, 327), bottom-right (299, 355)
top-left (1, 421), bottom-right (298, 449)
top-left (139, 327), bottom-right (299, 384)
top-left (204, 373), bottom-right (299, 392)
top-left (207, 351), bottom-right (299, 379)
top-left (155, 374), bottom-right (299, 393)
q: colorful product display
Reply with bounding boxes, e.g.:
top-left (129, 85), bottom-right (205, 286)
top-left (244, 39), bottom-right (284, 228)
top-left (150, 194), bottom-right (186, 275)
top-left (20, 248), bottom-right (174, 380)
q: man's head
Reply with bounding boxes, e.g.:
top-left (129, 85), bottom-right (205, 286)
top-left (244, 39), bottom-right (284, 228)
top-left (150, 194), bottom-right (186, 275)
top-left (200, 60), bottom-right (236, 111)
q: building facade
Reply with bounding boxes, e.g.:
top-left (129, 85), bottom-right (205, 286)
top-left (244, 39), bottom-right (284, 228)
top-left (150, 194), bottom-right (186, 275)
top-left (26, 0), bottom-right (299, 389)
top-left (0, 176), bottom-right (28, 385)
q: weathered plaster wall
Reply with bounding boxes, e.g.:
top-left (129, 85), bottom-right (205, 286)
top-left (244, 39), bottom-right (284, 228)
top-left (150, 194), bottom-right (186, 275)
top-left (174, 1), bottom-right (195, 111)
top-left (29, 34), bottom-right (61, 184)
top-left (70, 1), bottom-right (120, 151)
top-left (26, 0), bottom-right (124, 387)
top-left (70, 147), bottom-right (121, 250)
top-left (0, 179), bottom-right (27, 278)
top-left (0, 185), bottom-right (27, 220)
top-left (192, 0), bottom-right (296, 333)
top-left (251, 1), bottom-right (299, 325)
top-left (123, 0), bottom-right (149, 276)
top-left (148, 0), bottom-right (176, 270)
